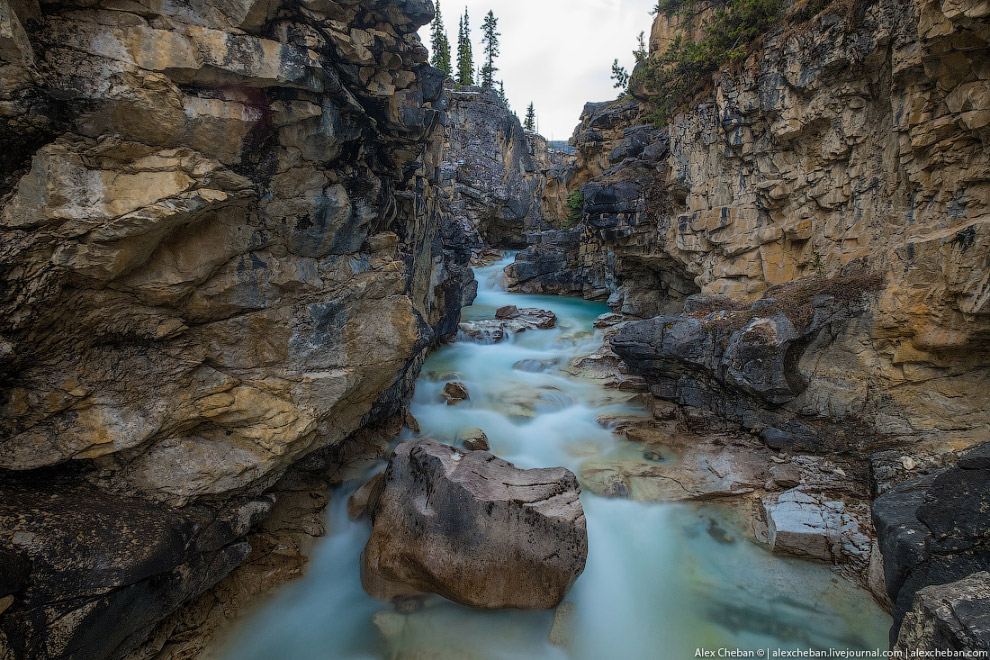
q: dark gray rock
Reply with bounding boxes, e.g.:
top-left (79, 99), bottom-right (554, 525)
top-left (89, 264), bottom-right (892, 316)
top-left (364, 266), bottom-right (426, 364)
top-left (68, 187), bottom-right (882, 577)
top-left (609, 125), bottom-right (657, 163)
top-left (441, 87), bottom-right (565, 248)
top-left (611, 294), bottom-right (873, 452)
top-left (0, 487), bottom-right (264, 660)
top-left (874, 442), bottom-right (990, 645)
top-left (505, 229), bottom-right (586, 296)
top-left (895, 572), bottom-right (990, 653)
top-left (458, 308), bottom-right (557, 343)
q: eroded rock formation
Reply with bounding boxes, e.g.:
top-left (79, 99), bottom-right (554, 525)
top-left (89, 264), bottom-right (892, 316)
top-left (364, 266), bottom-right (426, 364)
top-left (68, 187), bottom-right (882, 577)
top-left (894, 572), bottom-right (990, 652)
top-left (516, 0), bottom-right (990, 449)
top-left (439, 86), bottom-right (572, 248)
top-left (361, 438), bottom-right (588, 610)
top-left (0, 1), bottom-right (469, 658)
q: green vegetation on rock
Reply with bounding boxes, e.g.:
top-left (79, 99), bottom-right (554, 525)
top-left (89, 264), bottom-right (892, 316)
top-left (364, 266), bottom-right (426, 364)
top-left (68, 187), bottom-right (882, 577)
top-left (563, 191), bottom-right (584, 229)
top-left (634, 0), bottom-right (784, 123)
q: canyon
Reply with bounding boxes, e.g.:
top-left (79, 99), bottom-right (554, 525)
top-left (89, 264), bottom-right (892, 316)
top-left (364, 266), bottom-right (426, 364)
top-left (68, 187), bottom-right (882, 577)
top-left (0, 0), bottom-right (988, 658)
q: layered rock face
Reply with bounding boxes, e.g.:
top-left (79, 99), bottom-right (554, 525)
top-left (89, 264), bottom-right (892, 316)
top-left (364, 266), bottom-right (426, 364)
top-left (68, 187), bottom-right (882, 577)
top-left (519, 0), bottom-right (990, 449)
top-left (612, 277), bottom-right (888, 450)
top-left (0, 1), bottom-right (467, 658)
top-left (440, 86), bottom-right (572, 248)
top-left (361, 438), bottom-right (588, 610)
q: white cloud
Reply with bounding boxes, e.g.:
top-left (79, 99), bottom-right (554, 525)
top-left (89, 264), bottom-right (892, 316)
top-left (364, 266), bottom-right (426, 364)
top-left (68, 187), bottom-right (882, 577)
top-left (419, 0), bottom-right (656, 141)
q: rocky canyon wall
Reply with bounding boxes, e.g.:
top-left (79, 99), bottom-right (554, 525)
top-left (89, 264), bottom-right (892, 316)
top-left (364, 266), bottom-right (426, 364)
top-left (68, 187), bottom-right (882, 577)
top-left (0, 1), bottom-right (468, 658)
top-left (439, 86), bottom-right (572, 250)
top-left (516, 0), bottom-right (989, 452)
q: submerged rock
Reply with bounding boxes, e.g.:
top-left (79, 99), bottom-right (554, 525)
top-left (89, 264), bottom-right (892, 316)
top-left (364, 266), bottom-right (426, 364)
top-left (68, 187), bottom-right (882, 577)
top-left (494, 385), bottom-right (573, 418)
top-left (513, 358), bottom-right (559, 372)
top-left (458, 308), bottom-right (557, 344)
top-left (457, 427), bottom-right (490, 451)
top-left (442, 382), bottom-right (470, 405)
top-left (361, 439), bottom-right (588, 610)
top-left (579, 428), bottom-right (769, 502)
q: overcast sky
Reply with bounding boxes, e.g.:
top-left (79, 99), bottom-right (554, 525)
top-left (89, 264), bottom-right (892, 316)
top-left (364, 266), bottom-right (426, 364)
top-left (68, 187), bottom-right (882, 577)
top-left (418, 0), bottom-right (657, 141)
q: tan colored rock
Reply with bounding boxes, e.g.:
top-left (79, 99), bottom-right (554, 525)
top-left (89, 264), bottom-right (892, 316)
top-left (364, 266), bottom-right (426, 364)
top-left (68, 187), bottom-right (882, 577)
top-left (347, 472), bottom-right (385, 521)
top-left (457, 427), bottom-right (490, 451)
top-left (362, 439), bottom-right (588, 610)
top-left (442, 381), bottom-right (470, 405)
top-left (0, 1), bottom-right (462, 657)
top-left (536, 0), bottom-right (990, 448)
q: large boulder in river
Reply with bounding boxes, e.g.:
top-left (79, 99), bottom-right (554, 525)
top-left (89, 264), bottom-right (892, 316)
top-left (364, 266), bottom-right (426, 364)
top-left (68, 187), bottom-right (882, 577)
top-left (361, 438), bottom-right (588, 610)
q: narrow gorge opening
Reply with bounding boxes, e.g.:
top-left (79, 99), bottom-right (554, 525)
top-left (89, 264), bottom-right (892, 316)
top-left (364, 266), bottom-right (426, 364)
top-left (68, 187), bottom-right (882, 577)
top-left (1, 1), bottom-right (988, 659)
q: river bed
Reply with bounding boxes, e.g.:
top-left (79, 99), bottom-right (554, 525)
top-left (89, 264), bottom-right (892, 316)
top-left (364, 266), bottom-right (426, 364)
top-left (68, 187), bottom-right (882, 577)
top-left (220, 253), bottom-right (890, 660)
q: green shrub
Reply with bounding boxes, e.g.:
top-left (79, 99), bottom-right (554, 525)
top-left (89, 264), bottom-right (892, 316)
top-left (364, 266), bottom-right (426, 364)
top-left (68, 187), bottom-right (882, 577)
top-left (566, 191), bottom-right (584, 221)
top-left (635, 0), bottom-right (784, 124)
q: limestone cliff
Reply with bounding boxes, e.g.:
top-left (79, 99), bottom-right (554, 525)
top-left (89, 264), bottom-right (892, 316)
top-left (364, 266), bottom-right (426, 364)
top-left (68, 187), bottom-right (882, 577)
top-left (439, 86), bottom-right (572, 249)
top-left (514, 0), bottom-right (989, 450)
top-left (0, 1), bottom-right (466, 658)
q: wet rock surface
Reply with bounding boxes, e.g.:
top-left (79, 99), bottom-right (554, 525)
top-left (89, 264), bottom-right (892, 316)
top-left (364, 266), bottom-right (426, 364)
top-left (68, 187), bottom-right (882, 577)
top-left (611, 290), bottom-right (884, 452)
top-left (761, 490), bottom-right (871, 564)
top-left (579, 429), bottom-right (769, 503)
top-left (457, 427), bottom-right (490, 451)
top-left (361, 438), bottom-right (588, 610)
top-left (458, 308), bottom-right (557, 343)
top-left (442, 382), bottom-right (470, 405)
top-left (0, 486), bottom-right (263, 660)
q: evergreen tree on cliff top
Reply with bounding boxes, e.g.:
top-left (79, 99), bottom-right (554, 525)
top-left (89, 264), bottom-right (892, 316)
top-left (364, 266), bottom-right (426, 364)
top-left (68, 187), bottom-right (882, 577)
top-left (479, 10), bottom-right (500, 89)
top-left (430, 0), bottom-right (452, 76)
top-left (456, 8), bottom-right (474, 86)
top-left (524, 103), bottom-right (536, 131)
top-left (497, 81), bottom-right (510, 109)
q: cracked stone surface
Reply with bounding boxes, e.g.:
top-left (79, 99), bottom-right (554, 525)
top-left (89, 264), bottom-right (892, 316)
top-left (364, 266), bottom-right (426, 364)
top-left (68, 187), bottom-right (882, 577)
top-left (362, 438), bottom-right (588, 610)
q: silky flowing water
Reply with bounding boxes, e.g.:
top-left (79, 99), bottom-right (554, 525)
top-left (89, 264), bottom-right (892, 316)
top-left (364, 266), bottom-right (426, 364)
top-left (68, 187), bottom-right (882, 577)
top-left (222, 253), bottom-right (891, 660)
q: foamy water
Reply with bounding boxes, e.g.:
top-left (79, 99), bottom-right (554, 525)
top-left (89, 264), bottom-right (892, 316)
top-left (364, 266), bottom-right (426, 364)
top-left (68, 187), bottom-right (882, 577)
top-left (220, 253), bottom-right (890, 660)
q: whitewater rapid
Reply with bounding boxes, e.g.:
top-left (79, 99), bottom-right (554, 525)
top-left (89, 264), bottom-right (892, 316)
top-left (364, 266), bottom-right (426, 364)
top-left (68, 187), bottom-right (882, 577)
top-left (220, 253), bottom-right (890, 660)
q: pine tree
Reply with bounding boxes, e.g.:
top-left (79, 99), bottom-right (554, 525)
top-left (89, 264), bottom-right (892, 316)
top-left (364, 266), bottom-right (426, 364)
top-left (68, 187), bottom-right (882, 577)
top-left (497, 80), bottom-right (510, 108)
top-left (634, 31), bottom-right (648, 63)
top-left (479, 10), bottom-right (500, 89)
top-left (456, 8), bottom-right (474, 87)
top-left (430, 0), bottom-right (452, 76)
top-left (524, 103), bottom-right (536, 131)
top-left (611, 59), bottom-right (630, 92)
